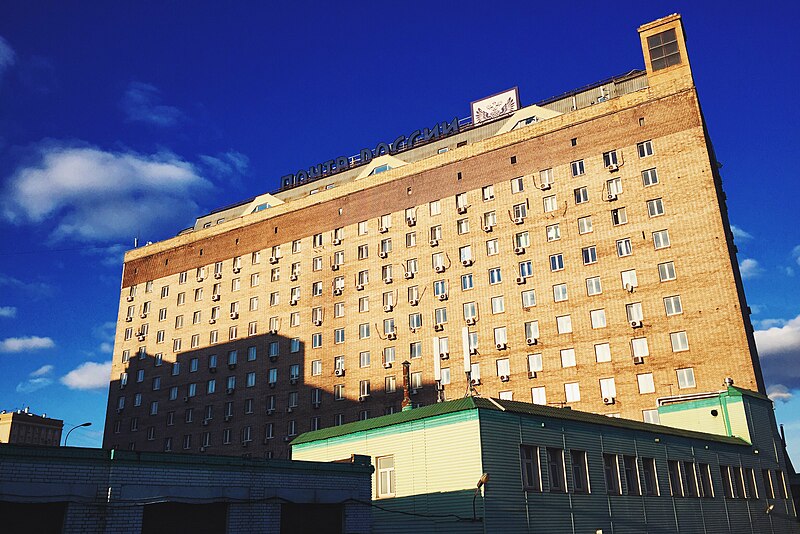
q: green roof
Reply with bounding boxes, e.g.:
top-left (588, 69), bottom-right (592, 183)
top-left (291, 396), bottom-right (750, 447)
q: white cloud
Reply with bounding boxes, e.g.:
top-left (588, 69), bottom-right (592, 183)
top-left (121, 82), bottom-right (181, 126)
top-left (2, 144), bottom-right (211, 243)
top-left (0, 336), bottom-right (55, 353)
top-left (60, 361), bottom-right (111, 390)
top-left (755, 314), bottom-right (800, 390)
top-left (738, 258), bottom-right (762, 279)
top-left (730, 225), bottom-right (753, 242)
top-left (753, 318), bottom-right (787, 330)
top-left (16, 377), bottom-right (52, 393)
top-left (0, 36), bottom-right (15, 79)
top-left (99, 342), bottom-right (113, 354)
top-left (30, 364), bottom-right (53, 376)
top-left (0, 306), bottom-right (16, 318)
top-left (793, 245), bottom-right (800, 267)
top-left (767, 384), bottom-right (793, 403)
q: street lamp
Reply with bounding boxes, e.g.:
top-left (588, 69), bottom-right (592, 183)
top-left (472, 472), bottom-right (489, 522)
top-left (64, 422), bottom-right (92, 446)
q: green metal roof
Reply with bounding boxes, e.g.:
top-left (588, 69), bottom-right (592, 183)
top-left (291, 396), bottom-right (750, 447)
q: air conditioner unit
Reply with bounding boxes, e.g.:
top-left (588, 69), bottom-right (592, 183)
top-left (335, 368), bottom-right (345, 377)
top-left (440, 352), bottom-right (449, 360)
top-left (630, 320), bottom-right (643, 328)
top-left (226, 388), bottom-right (234, 395)
top-left (516, 276), bottom-right (525, 285)
top-left (378, 250), bottom-right (388, 259)
top-left (125, 317), bottom-right (133, 322)
top-left (209, 319), bottom-right (216, 325)
top-left (483, 224), bottom-right (492, 232)
top-left (526, 337), bottom-right (538, 346)
top-left (212, 294), bottom-right (220, 301)
top-left (514, 217), bottom-right (524, 225)
top-left (200, 446), bottom-right (207, 452)
top-left (197, 276), bottom-right (205, 282)
top-left (384, 277), bottom-right (392, 284)
top-left (333, 288), bottom-right (342, 296)
top-left (404, 271), bottom-right (413, 280)
top-left (126, 296), bottom-right (134, 302)
top-left (214, 273), bottom-right (222, 279)
top-left (140, 313), bottom-right (147, 319)
top-left (268, 382), bottom-right (276, 388)
top-left (290, 299), bottom-right (298, 306)
top-left (379, 226), bottom-right (388, 233)
top-left (202, 419), bottom-right (209, 426)
top-left (290, 274), bottom-right (298, 281)
top-left (313, 319), bottom-right (322, 326)
top-left (233, 267), bottom-right (241, 274)
top-left (332, 238), bottom-right (341, 245)
top-left (290, 378), bottom-right (298, 385)
top-left (528, 371), bottom-right (537, 379)
top-left (409, 298), bottom-right (419, 306)
top-left (269, 355), bottom-right (278, 362)
top-left (312, 401), bottom-right (321, 408)
top-left (230, 312), bottom-right (239, 319)
top-left (384, 304), bottom-right (393, 312)
top-left (607, 163), bottom-right (619, 172)
top-left (269, 256), bottom-right (278, 264)
top-left (541, 183), bottom-right (552, 191)
top-left (224, 414), bottom-right (233, 421)
top-left (429, 239), bottom-right (439, 247)
top-left (496, 342), bottom-right (507, 351)
top-left (242, 441), bottom-right (249, 447)
top-left (356, 284), bottom-right (364, 291)
top-left (469, 347), bottom-right (478, 355)
top-left (410, 327), bottom-right (417, 334)
top-left (500, 374), bottom-right (510, 382)
top-left (183, 396), bottom-right (189, 403)
top-left (458, 206), bottom-right (468, 214)
top-left (514, 247), bottom-right (524, 255)
top-left (607, 193), bottom-right (618, 201)
top-left (209, 366), bottom-right (217, 373)
top-left (438, 293), bottom-right (448, 301)
top-left (406, 217), bottom-right (416, 227)
top-left (387, 331), bottom-right (397, 340)
top-left (470, 378), bottom-right (481, 386)
top-left (633, 356), bottom-right (645, 365)
top-left (624, 284), bottom-right (634, 293)
top-left (434, 323), bottom-right (444, 332)
top-left (137, 334), bottom-right (146, 341)
top-left (462, 259), bottom-right (473, 267)
top-left (435, 265), bottom-right (445, 273)
top-left (286, 407), bottom-right (293, 413)
top-left (283, 436), bottom-right (291, 443)
top-left (266, 409), bottom-right (274, 416)
top-left (466, 318), bottom-right (476, 326)
top-left (384, 362), bottom-right (393, 369)
top-left (358, 395), bottom-right (368, 402)
top-left (603, 397), bottom-right (616, 405)
top-left (331, 264), bottom-right (339, 271)
top-left (269, 329), bottom-right (278, 335)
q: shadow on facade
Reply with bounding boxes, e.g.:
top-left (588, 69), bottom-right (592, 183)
top-left (103, 332), bottom-right (442, 458)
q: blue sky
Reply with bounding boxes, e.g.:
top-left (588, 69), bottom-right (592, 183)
top-left (1, 2), bottom-right (799, 456)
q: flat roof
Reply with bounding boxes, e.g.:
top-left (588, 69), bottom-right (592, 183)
top-left (291, 396), bottom-right (750, 447)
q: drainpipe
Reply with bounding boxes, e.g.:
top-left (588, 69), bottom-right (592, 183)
top-left (401, 361), bottom-right (412, 411)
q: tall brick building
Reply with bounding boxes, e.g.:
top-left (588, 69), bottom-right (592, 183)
top-left (104, 14), bottom-right (764, 458)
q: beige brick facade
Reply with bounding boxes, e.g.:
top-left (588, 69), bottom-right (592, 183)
top-left (104, 14), bottom-right (763, 457)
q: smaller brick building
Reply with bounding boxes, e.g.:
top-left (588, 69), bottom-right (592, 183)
top-left (0, 408), bottom-right (62, 446)
top-left (0, 445), bottom-right (372, 534)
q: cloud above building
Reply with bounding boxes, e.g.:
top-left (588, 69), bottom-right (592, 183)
top-left (1, 143), bottom-right (212, 243)
top-left (120, 81), bottom-right (182, 126)
top-left (60, 361), bottom-right (112, 390)
top-left (738, 258), bottom-right (762, 279)
top-left (0, 35), bottom-right (15, 80)
top-left (755, 313), bottom-right (800, 391)
top-left (0, 335), bottom-right (55, 353)
top-left (16, 364), bottom-right (54, 393)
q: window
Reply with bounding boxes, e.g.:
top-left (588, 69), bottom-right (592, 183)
top-left (577, 216), bottom-right (592, 235)
top-left (637, 373), bottom-right (655, 394)
top-left (457, 218), bottom-right (470, 234)
top-left (561, 349), bottom-right (576, 368)
top-left (486, 238), bottom-right (499, 256)
top-left (700, 464), bottom-right (715, 498)
top-left (607, 177), bottom-right (622, 196)
top-left (359, 351), bottom-right (371, 368)
top-left (676, 367), bottom-right (696, 389)
top-left (406, 231), bottom-right (416, 248)
top-left (546, 223), bottom-right (560, 241)
top-left (512, 202), bottom-right (527, 220)
top-left (376, 456), bottom-right (396, 498)
top-left (379, 213), bottom-right (391, 231)
top-left (582, 246), bottom-right (597, 266)
top-left (334, 328), bottom-right (344, 344)
top-left (531, 386), bottom-right (546, 405)
top-left (357, 244), bottom-right (369, 260)
top-left (643, 409), bottom-right (660, 424)
top-left (604, 454), bottom-right (621, 494)
top-left (553, 283), bottom-right (568, 302)
top-left (599, 377), bottom-right (617, 400)
top-left (624, 456), bottom-right (640, 495)
top-left (488, 267), bottom-right (502, 285)
top-left (571, 160), bottom-right (585, 177)
top-left (493, 327), bottom-right (508, 346)
top-left (539, 168), bottom-right (554, 187)
top-left (653, 230), bottom-right (670, 249)
top-left (527, 352), bottom-right (542, 373)
top-left (584, 277), bottom-right (602, 297)
top-left (670, 331), bottom-right (689, 352)
top-left (643, 458), bottom-right (659, 496)
top-left (574, 187), bottom-right (588, 204)
top-left (626, 302), bottom-right (644, 323)
top-left (313, 332), bottom-right (323, 347)
top-left (515, 231), bottom-right (530, 249)
top-left (556, 315), bottom-right (572, 334)
top-left (647, 28), bottom-right (680, 71)
top-left (550, 254), bottom-right (564, 272)
top-left (647, 198), bottom-right (664, 217)
top-left (429, 200), bottom-right (441, 216)
top-left (658, 261), bottom-right (676, 281)
top-left (684, 461), bottom-right (700, 497)
top-left (358, 220), bottom-right (368, 235)
top-left (668, 460), bottom-right (683, 497)
top-left (521, 289), bottom-right (536, 309)
top-left (547, 448), bottom-right (566, 492)
top-left (543, 195), bottom-right (557, 213)
top-left (637, 140), bottom-right (654, 158)
top-left (590, 309), bottom-right (607, 329)
top-left (595, 343), bottom-right (611, 363)
top-left (409, 313), bottom-right (422, 330)
top-left (411, 371), bottom-right (422, 389)
top-left (664, 295), bottom-right (683, 316)
top-left (621, 269), bottom-right (638, 289)
top-left (631, 337), bottom-right (649, 357)
top-left (463, 302), bottom-right (477, 321)
top-left (410, 341), bottom-right (422, 359)
top-left (520, 446), bottom-right (541, 491)
top-left (484, 210), bottom-right (497, 229)
top-left (491, 296), bottom-right (505, 314)
top-left (482, 185), bottom-right (495, 201)
top-left (611, 207), bottom-right (627, 226)
top-left (642, 168), bottom-right (659, 186)
top-left (571, 451), bottom-right (590, 494)
top-left (461, 274), bottom-right (474, 291)
top-left (564, 383), bottom-right (580, 403)
top-left (430, 225), bottom-right (442, 242)
top-left (616, 238), bottom-right (632, 257)
top-left (510, 176), bottom-right (525, 194)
